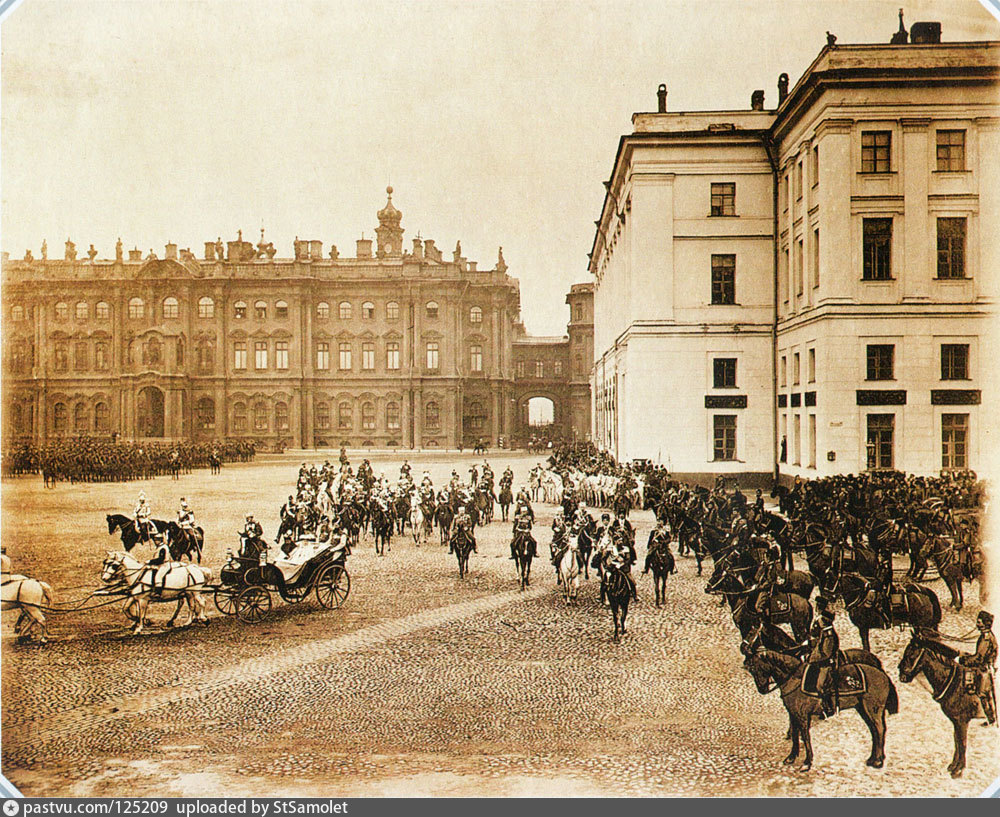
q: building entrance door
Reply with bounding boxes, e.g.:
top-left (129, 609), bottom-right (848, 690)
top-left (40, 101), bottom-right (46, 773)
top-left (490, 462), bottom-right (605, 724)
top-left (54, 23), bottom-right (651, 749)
top-left (137, 386), bottom-right (165, 437)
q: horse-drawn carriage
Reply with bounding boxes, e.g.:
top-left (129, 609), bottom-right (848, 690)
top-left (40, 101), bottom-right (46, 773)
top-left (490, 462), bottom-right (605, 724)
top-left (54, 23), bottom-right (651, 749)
top-left (211, 534), bottom-right (350, 623)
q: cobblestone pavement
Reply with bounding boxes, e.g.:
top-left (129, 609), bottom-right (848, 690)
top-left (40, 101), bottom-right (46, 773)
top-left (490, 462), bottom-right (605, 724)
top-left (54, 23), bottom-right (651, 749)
top-left (3, 453), bottom-right (997, 796)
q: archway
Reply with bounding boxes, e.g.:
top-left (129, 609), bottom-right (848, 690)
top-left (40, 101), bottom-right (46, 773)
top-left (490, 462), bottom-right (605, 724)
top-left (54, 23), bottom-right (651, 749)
top-left (527, 396), bottom-right (555, 428)
top-left (137, 386), bottom-right (165, 437)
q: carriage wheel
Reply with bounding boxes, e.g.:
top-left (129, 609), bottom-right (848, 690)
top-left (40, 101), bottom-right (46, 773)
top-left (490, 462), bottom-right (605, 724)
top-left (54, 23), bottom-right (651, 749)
top-left (214, 588), bottom-right (238, 616)
top-left (235, 585), bottom-right (272, 623)
top-left (315, 564), bottom-right (350, 609)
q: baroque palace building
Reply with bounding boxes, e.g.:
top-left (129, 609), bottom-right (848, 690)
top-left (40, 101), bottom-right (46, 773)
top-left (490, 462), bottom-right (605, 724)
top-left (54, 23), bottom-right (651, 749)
top-left (590, 18), bottom-right (998, 481)
top-left (2, 189), bottom-right (593, 449)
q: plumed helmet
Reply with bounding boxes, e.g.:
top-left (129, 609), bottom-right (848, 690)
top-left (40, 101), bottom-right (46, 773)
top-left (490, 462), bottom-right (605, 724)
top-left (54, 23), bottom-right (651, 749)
top-left (139, 491), bottom-right (146, 501)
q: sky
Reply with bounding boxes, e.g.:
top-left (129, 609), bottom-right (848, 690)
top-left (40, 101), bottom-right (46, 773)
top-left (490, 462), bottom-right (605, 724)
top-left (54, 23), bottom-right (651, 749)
top-left (2, 0), bottom-right (998, 335)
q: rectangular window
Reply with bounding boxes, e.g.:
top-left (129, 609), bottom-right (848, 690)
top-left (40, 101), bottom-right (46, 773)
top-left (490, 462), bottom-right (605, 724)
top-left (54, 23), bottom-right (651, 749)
top-left (781, 249), bottom-right (790, 304)
top-left (866, 344), bottom-right (894, 381)
top-left (275, 341), bottom-right (289, 370)
top-left (863, 218), bottom-right (893, 280)
top-left (316, 342), bottom-right (329, 370)
top-left (198, 299), bottom-right (214, 319)
top-left (386, 402), bottom-right (401, 431)
top-left (942, 414), bottom-right (969, 470)
top-left (535, 361), bottom-right (544, 378)
top-left (315, 403), bottom-right (330, 430)
top-left (793, 414), bottom-right (801, 465)
top-left (783, 174), bottom-right (790, 212)
top-left (780, 414), bottom-right (788, 463)
top-left (941, 344), bottom-right (969, 380)
top-left (425, 342), bottom-right (439, 370)
top-left (936, 130), bottom-right (966, 172)
top-left (234, 302), bottom-right (247, 320)
top-left (861, 130), bottom-right (891, 173)
top-left (470, 344), bottom-right (483, 372)
top-left (338, 403), bottom-right (352, 429)
top-left (813, 229), bottom-right (820, 288)
top-left (275, 301), bottom-right (288, 319)
top-left (808, 414), bottom-right (817, 468)
top-left (362, 402), bottom-right (376, 430)
top-left (254, 341), bottom-right (267, 370)
top-left (516, 360), bottom-right (525, 378)
top-left (711, 254), bottom-right (735, 304)
top-left (808, 348), bottom-right (816, 383)
top-left (796, 162), bottom-right (803, 199)
top-left (386, 342), bottom-right (400, 370)
top-left (713, 358), bottom-right (737, 389)
top-left (553, 360), bottom-right (562, 376)
top-left (712, 415), bottom-right (737, 461)
top-left (937, 218), bottom-right (966, 279)
top-left (793, 352), bottom-right (800, 385)
top-left (796, 240), bottom-right (804, 295)
top-left (710, 182), bottom-right (735, 216)
top-left (867, 414), bottom-right (895, 470)
top-left (234, 341), bottom-right (247, 370)
top-left (361, 342), bottom-right (375, 371)
top-left (339, 342), bottom-right (351, 370)
top-left (780, 355), bottom-right (787, 387)
top-left (811, 145), bottom-right (819, 187)
top-left (74, 341), bottom-right (88, 371)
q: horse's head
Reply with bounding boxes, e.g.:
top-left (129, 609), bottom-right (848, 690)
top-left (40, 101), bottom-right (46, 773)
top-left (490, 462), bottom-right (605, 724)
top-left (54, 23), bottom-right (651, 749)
top-left (742, 650), bottom-right (774, 694)
top-left (106, 514), bottom-right (120, 535)
top-left (100, 551), bottom-right (126, 584)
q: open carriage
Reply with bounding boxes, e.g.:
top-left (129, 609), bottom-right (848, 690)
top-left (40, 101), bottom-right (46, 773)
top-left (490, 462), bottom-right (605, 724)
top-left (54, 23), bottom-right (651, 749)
top-left (212, 534), bottom-right (350, 623)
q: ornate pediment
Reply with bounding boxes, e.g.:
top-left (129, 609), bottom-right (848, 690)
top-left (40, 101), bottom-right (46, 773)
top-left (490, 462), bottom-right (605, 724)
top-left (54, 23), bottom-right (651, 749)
top-left (336, 330), bottom-right (355, 340)
top-left (383, 329), bottom-right (403, 340)
top-left (135, 258), bottom-right (199, 280)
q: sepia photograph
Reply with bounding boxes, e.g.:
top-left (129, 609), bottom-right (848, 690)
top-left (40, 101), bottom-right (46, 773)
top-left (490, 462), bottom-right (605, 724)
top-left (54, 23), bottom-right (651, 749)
top-left (1, 0), bottom-right (999, 799)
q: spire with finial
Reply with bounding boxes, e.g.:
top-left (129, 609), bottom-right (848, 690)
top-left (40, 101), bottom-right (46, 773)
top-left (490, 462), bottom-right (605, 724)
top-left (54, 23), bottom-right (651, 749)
top-left (890, 8), bottom-right (908, 44)
top-left (376, 186), bottom-right (404, 257)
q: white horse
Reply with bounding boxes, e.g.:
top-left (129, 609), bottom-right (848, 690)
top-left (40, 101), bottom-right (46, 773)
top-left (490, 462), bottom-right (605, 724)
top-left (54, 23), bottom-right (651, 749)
top-left (557, 539), bottom-right (581, 604)
top-left (100, 551), bottom-right (212, 635)
top-left (408, 495), bottom-right (425, 546)
top-left (2, 553), bottom-right (54, 643)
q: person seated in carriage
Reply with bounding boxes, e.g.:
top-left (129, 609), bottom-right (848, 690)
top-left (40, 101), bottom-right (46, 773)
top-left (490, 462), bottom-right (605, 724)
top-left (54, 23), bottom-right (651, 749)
top-left (241, 514), bottom-right (266, 560)
top-left (450, 506), bottom-right (476, 554)
top-left (550, 508), bottom-right (569, 567)
top-left (959, 610), bottom-right (997, 726)
top-left (134, 491), bottom-right (153, 543)
top-left (510, 506), bottom-right (537, 560)
top-left (643, 518), bottom-right (672, 574)
top-left (145, 536), bottom-right (173, 598)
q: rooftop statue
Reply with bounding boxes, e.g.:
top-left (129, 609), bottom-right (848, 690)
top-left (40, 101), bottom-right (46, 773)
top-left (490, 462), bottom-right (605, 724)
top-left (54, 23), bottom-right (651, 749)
top-left (65, 238), bottom-right (76, 261)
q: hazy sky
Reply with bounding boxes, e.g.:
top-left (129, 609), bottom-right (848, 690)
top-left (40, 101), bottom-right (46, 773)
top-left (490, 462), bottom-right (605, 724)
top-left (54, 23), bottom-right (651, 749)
top-left (2, 0), bottom-right (997, 334)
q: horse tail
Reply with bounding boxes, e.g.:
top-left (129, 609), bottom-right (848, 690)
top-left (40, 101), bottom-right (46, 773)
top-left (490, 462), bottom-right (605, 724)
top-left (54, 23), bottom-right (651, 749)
top-left (885, 676), bottom-right (899, 715)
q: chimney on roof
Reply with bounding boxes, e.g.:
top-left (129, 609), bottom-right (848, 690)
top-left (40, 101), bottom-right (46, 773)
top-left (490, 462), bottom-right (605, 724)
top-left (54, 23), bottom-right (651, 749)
top-left (412, 237), bottom-right (423, 259)
top-left (777, 73), bottom-right (789, 104)
top-left (890, 8), bottom-right (909, 44)
top-left (911, 21), bottom-right (941, 43)
top-left (165, 242), bottom-right (177, 260)
top-left (751, 90), bottom-right (765, 111)
top-left (657, 84), bottom-right (667, 113)
top-left (357, 237), bottom-right (372, 258)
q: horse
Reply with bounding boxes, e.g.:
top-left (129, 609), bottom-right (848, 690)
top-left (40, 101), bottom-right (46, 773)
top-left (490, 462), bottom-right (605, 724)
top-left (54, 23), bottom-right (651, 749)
top-left (435, 503), bottom-right (454, 546)
top-left (371, 502), bottom-right (393, 556)
top-left (450, 529), bottom-right (474, 579)
top-left (106, 513), bottom-right (169, 553)
top-left (646, 544), bottom-right (676, 608)
top-left (557, 539), bottom-right (580, 604)
top-left (757, 511), bottom-right (795, 572)
top-left (575, 523), bottom-right (595, 580)
top-left (839, 573), bottom-right (942, 653)
top-left (409, 501), bottom-right (425, 546)
top-left (750, 588), bottom-right (813, 643)
top-left (743, 647), bottom-right (898, 771)
top-left (100, 550), bottom-right (212, 635)
top-left (394, 492), bottom-right (410, 535)
top-left (898, 632), bottom-right (989, 778)
top-left (923, 535), bottom-right (967, 611)
top-left (511, 530), bottom-right (533, 591)
top-left (498, 485), bottom-right (513, 521)
top-left (166, 522), bottom-right (204, 562)
top-left (604, 563), bottom-right (632, 642)
top-left (775, 569), bottom-right (814, 601)
top-left (2, 570), bottom-right (54, 643)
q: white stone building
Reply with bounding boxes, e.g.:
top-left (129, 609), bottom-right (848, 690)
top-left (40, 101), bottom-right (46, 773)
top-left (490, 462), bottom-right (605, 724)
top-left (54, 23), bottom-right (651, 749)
top-left (590, 24), bottom-right (998, 483)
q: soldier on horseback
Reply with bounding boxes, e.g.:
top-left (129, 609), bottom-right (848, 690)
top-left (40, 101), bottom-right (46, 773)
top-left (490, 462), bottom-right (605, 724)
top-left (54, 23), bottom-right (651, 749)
top-left (146, 536), bottom-right (172, 598)
top-left (510, 507), bottom-right (537, 560)
top-left (451, 506), bottom-right (476, 554)
top-left (805, 599), bottom-right (840, 717)
top-left (643, 518), bottom-right (671, 575)
top-left (550, 508), bottom-right (569, 568)
top-left (601, 526), bottom-right (638, 601)
top-left (959, 610), bottom-right (997, 726)
top-left (134, 491), bottom-right (153, 544)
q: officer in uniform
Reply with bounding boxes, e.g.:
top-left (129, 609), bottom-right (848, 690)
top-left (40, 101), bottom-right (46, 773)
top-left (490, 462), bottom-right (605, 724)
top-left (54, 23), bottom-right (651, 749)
top-left (806, 600), bottom-right (840, 717)
top-left (959, 610), bottom-right (997, 727)
top-left (550, 508), bottom-right (569, 568)
top-left (643, 518), bottom-right (672, 575)
top-left (510, 507), bottom-right (537, 560)
top-left (451, 505), bottom-right (476, 554)
top-left (146, 537), bottom-right (172, 598)
top-left (134, 491), bottom-right (153, 543)
top-left (241, 514), bottom-right (265, 559)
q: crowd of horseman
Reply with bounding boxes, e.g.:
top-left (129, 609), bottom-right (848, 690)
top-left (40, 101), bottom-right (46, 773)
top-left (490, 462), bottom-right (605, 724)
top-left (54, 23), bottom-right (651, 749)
top-left (544, 442), bottom-right (995, 729)
top-left (3, 438), bottom-right (255, 484)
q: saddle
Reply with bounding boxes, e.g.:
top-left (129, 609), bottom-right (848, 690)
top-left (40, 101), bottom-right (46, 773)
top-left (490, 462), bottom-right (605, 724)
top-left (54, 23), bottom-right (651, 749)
top-left (801, 663), bottom-right (867, 697)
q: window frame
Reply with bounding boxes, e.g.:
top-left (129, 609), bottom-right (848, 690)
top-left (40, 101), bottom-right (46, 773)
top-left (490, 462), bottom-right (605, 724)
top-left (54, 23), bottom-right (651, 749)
top-left (254, 340), bottom-right (268, 370)
top-left (425, 301), bottom-right (439, 319)
top-left (710, 254), bottom-right (736, 305)
top-left (128, 298), bottom-right (144, 320)
top-left (316, 342), bottom-right (330, 370)
top-left (316, 302), bottom-right (330, 320)
top-left (866, 344), bottom-right (895, 382)
top-left (425, 341), bottom-right (440, 371)
top-left (936, 217), bottom-right (966, 280)
top-left (713, 358), bottom-right (737, 389)
top-left (940, 344), bottom-right (969, 381)
top-left (75, 301), bottom-right (89, 321)
top-left (386, 341), bottom-right (400, 371)
top-left (254, 300), bottom-right (267, 320)
top-left (197, 296), bottom-right (214, 319)
top-left (275, 300), bottom-right (289, 320)
top-left (339, 301), bottom-right (352, 321)
top-left (275, 340), bottom-right (289, 370)
top-left (710, 182), bottom-right (736, 217)
top-left (469, 306), bottom-right (483, 324)
top-left (936, 130), bottom-right (966, 172)
top-left (361, 301), bottom-right (375, 320)
top-left (234, 301), bottom-right (247, 320)
top-left (712, 415), bottom-right (737, 461)
top-left (861, 130), bottom-right (891, 173)
top-left (386, 301), bottom-right (400, 321)
top-left (862, 218), bottom-right (893, 281)
top-left (361, 341), bottom-right (375, 371)
top-left (941, 413), bottom-right (969, 470)
top-left (234, 341), bottom-right (247, 370)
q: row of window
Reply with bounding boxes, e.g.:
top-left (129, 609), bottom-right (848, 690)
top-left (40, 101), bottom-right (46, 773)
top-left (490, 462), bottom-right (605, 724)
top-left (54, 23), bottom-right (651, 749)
top-left (514, 360), bottom-right (564, 378)
top-left (231, 340), bottom-right (479, 373)
top-left (860, 128), bottom-right (966, 174)
top-left (779, 343), bottom-right (969, 387)
top-left (51, 401), bottom-right (112, 433)
top-left (862, 216), bottom-right (967, 281)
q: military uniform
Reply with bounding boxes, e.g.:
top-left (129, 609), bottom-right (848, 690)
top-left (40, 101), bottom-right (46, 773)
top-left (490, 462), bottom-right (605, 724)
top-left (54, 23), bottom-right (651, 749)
top-left (806, 608), bottom-right (840, 717)
top-left (959, 611), bottom-right (997, 726)
top-left (511, 512), bottom-right (537, 559)
top-left (643, 523), bottom-right (671, 574)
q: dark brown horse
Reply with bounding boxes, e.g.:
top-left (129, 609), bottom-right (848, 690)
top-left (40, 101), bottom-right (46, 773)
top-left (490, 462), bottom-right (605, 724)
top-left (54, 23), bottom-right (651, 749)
top-left (839, 573), bottom-right (941, 653)
top-left (923, 536), bottom-right (967, 611)
top-left (646, 545), bottom-right (676, 608)
top-left (604, 564), bottom-right (632, 642)
top-left (511, 530), bottom-right (533, 591)
top-left (451, 528), bottom-right (474, 579)
top-left (744, 648), bottom-right (898, 771)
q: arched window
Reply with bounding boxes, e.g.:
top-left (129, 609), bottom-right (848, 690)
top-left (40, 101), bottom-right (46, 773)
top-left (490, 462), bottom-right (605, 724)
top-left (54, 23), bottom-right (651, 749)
top-left (75, 301), bottom-right (89, 320)
top-left (275, 401), bottom-right (289, 432)
top-left (54, 342), bottom-right (69, 371)
top-left (339, 301), bottom-right (352, 320)
top-left (55, 302), bottom-right (69, 320)
top-left (425, 401), bottom-right (440, 428)
top-left (197, 397), bottom-right (215, 431)
top-left (198, 296), bottom-right (214, 318)
top-left (96, 301), bottom-right (110, 320)
top-left (470, 306), bottom-right (482, 324)
top-left (253, 401), bottom-right (268, 431)
top-left (163, 297), bottom-right (179, 319)
top-left (73, 402), bottom-right (89, 433)
top-left (338, 401), bottom-right (352, 429)
top-left (386, 401), bottom-right (400, 431)
top-left (128, 298), bottom-right (144, 319)
top-left (275, 300), bottom-right (288, 319)
top-left (176, 336), bottom-right (185, 366)
top-left (425, 301), bottom-right (439, 319)
top-left (53, 402), bottom-right (68, 433)
top-left (95, 402), bottom-right (110, 432)
top-left (386, 301), bottom-right (399, 321)
top-left (362, 301), bottom-right (375, 320)
top-left (361, 401), bottom-right (376, 430)
top-left (11, 305), bottom-right (23, 322)
top-left (315, 401), bottom-right (331, 430)
top-left (254, 300), bottom-right (267, 320)
top-left (470, 344), bottom-right (483, 372)
top-left (234, 301), bottom-right (247, 320)
top-left (316, 302), bottom-right (330, 320)
top-left (233, 402), bottom-right (247, 432)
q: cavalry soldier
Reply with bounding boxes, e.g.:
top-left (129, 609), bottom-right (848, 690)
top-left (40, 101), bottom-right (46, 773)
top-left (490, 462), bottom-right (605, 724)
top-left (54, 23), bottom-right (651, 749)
top-left (572, 501), bottom-right (593, 534)
top-left (146, 536), bottom-right (173, 598)
top-left (500, 466), bottom-right (514, 488)
top-left (515, 486), bottom-right (533, 517)
top-left (643, 518), bottom-right (672, 575)
top-left (550, 508), bottom-right (569, 567)
top-left (610, 508), bottom-right (636, 561)
top-left (599, 525), bottom-right (638, 601)
top-left (134, 491), bottom-right (153, 544)
top-left (595, 512), bottom-right (613, 543)
top-left (242, 514), bottom-right (265, 557)
top-left (754, 488), bottom-right (765, 516)
top-left (469, 464), bottom-right (479, 487)
top-left (806, 600), bottom-right (840, 717)
top-left (482, 462), bottom-right (494, 484)
top-left (177, 497), bottom-right (195, 532)
top-left (510, 506), bottom-right (537, 560)
top-left (339, 447), bottom-right (348, 467)
top-left (400, 460), bottom-right (412, 479)
top-left (959, 610), bottom-right (997, 726)
top-left (451, 505), bottom-right (477, 554)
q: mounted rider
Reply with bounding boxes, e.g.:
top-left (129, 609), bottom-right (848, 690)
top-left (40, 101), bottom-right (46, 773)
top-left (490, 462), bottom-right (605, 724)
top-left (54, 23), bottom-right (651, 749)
top-left (134, 491), bottom-right (154, 543)
top-left (805, 599), bottom-right (840, 717)
top-left (597, 522), bottom-right (638, 601)
top-left (959, 610), bottom-right (997, 726)
top-left (450, 505), bottom-right (477, 554)
top-left (510, 506), bottom-right (538, 560)
top-left (469, 464), bottom-right (479, 487)
top-left (572, 501), bottom-right (594, 534)
top-left (550, 508), bottom-right (569, 567)
top-left (643, 518), bottom-right (672, 575)
top-left (515, 487), bottom-right (534, 520)
top-left (610, 508), bottom-right (636, 562)
top-left (146, 536), bottom-right (173, 598)
top-left (241, 514), bottom-right (265, 559)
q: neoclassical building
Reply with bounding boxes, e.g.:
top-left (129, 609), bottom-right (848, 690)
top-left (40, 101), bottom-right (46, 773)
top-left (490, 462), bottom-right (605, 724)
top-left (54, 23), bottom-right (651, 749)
top-left (3, 190), bottom-right (592, 449)
top-left (590, 20), bottom-right (998, 480)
